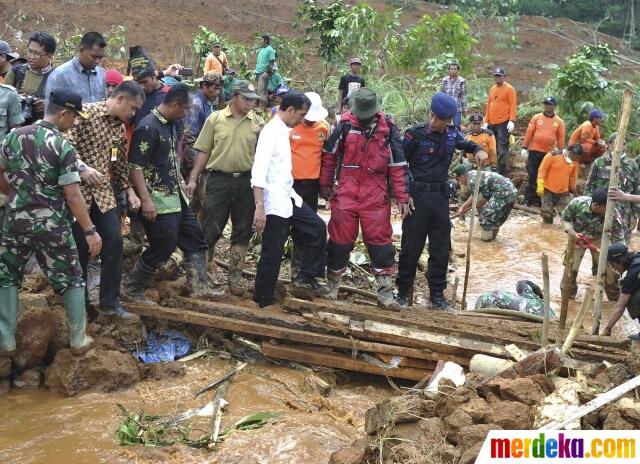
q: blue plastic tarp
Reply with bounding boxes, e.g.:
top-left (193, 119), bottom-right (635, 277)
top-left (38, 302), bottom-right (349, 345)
top-left (136, 329), bottom-right (191, 363)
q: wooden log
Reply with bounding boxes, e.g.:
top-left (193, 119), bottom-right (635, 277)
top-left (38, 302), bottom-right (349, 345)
top-left (541, 253), bottom-right (550, 348)
top-left (125, 303), bottom-right (468, 364)
top-left (513, 203), bottom-right (541, 215)
top-left (451, 276), bottom-right (459, 311)
top-left (462, 162), bottom-right (484, 309)
top-left (362, 320), bottom-right (510, 359)
top-left (593, 88), bottom-right (633, 335)
top-left (559, 234), bottom-right (576, 336)
top-left (562, 287), bottom-right (594, 355)
top-left (261, 342), bottom-right (430, 381)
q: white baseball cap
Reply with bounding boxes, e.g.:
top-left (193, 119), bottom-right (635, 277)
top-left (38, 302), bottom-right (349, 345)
top-left (304, 92), bottom-right (328, 122)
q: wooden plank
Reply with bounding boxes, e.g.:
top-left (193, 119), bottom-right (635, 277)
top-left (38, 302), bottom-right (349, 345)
top-left (363, 320), bottom-right (511, 358)
top-left (261, 343), bottom-right (430, 381)
top-left (125, 303), bottom-right (465, 364)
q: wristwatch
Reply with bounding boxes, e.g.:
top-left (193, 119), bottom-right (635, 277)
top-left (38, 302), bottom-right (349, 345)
top-left (84, 225), bottom-right (97, 236)
top-left (78, 162), bottom-right (87, 173)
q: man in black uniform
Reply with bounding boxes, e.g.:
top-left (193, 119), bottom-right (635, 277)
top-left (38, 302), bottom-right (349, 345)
top-left (603, 243), bottom-right (640, 339)
top-left (396, 92), bottom-right (488, 310)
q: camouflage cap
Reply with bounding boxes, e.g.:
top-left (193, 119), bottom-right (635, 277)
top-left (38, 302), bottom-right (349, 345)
top-left (232, 80), bottom-right (259, 99)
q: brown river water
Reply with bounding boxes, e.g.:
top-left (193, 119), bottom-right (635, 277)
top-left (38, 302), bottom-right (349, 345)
top-left (0, 211), bottom-right (636, 463)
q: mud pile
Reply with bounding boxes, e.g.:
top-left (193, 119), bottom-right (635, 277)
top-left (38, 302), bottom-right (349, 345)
top-left (330, 367), bottom-right (640, 464)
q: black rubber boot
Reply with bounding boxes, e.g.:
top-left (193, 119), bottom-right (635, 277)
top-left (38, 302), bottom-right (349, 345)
top-left (430, 293), bottom-right (453, 311)
top-left (396, 292), bottom-right (410, 309)
top-left (184, 251), bottom-right (224, 299)
top-left (122, 258), bottom-right (156, 305)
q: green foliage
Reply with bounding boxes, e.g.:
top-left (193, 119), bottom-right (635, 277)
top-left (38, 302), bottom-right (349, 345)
top-left (267, 33), bottom-right (305, 78)
top-left (192, 26), bottom-right (254, 80)
top-left (385, 0), bottom-right (416, 9)
top-left (115, 404), bottom-right (282, 449)
top-left (295, 0), bottom-right (348, 65)
top-left (49, 25), bottom-right (128, 65)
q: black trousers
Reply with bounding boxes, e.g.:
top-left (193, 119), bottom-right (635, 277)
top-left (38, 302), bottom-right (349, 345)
top-left (525, 150), bottom-right (546, 203)
top-left (488, 121), bottom-right (510, 175)
top-left (72, 202), bottom-right (123, 310)
top-left (293, 180), bottom-right (320, 213)
top-left (140, 199), bottom-right (208, 270)
top-left (254, 201), bottom-right (326, 307)
top-left (396, 189), bottom-right (450, 297)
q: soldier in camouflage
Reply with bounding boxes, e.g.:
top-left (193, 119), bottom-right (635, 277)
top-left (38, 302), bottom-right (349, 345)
top-left (561, 187), bottom-right (624, 300)
top-left (452, 162), bottom-right (517, 241)
top-left (475, 280), bottom-right (558, 318)
top-left (585, 132), bottom-right (640, 242)
top-left (0, 89), bottom-right (101, 360)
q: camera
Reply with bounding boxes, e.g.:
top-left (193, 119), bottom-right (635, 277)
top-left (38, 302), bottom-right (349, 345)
top-left (177, 67), bottom-right (193, 77)
top-left (20, 95), bottom-right (39, 120)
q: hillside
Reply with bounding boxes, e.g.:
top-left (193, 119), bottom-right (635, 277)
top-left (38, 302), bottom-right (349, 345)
top-left (1, 0), bottom-right (638, 94)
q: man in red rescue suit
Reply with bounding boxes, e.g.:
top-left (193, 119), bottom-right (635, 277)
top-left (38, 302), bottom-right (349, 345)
top-left (320, 88), bottom-right (410, 310)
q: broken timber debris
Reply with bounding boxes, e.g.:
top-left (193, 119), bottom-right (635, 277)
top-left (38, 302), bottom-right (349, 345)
top-left (124, 296), bottom-right (629, 380)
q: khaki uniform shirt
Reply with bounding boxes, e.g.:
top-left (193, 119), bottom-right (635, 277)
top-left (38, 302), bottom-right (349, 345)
top-left (193, 106), bottom-right (263, 173)
top-left (0, 84), bottom-right (24, 143)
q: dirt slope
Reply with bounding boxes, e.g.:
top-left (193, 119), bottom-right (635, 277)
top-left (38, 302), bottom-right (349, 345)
top-left (1, 0), bottom-right (637, 91)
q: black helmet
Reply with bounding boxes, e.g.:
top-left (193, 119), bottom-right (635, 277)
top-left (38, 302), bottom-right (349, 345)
top-left (516, 280), bottom-right (544, 299)
top-left (607, 243), bottom-right (629, 266)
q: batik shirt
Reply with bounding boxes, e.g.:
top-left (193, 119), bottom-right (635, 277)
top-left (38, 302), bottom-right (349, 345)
top-left (129, 108), bottom-right (186, 214)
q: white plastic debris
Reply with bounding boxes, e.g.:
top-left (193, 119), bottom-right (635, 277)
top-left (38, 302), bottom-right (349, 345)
top-left (425, 361), bottom-right (466, 392)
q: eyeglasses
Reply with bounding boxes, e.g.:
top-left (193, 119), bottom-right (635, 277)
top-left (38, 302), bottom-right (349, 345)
top-left (26, 48), bottom-right (48, 57)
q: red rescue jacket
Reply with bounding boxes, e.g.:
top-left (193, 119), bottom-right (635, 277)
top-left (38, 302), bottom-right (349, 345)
top-left (320, 111), bottom-right (409, 206)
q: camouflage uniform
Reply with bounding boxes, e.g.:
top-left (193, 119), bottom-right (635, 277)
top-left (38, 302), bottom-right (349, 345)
top-left (0, 120), bottom-right (83, 292)
top-left (585, 153), bottom-right (640, 241)
top-left (475, 281), bottom-right (558, 318)
top-left (467, 170), bottom-right (517, 231)
top-left (561, 196), bottom-right (624, 300)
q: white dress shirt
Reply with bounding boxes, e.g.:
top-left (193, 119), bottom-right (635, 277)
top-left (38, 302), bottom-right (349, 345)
top-left (251, 114), bottom-right (302, 218)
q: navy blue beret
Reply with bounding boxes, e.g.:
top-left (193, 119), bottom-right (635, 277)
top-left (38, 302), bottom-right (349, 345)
top-left (431, 91), bottom-right (458, 119)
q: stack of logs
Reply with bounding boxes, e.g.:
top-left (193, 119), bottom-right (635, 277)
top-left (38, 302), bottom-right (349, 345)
top-left (126, 295), bottom-right (630, 381)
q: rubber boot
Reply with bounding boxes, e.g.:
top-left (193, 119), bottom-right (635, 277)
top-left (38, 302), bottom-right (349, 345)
top-left (0, 286), bottom-right (19, 355)
top-left (63, 287), bottom-right (94, 355)
top-left (228, 244), bottom-right (248, 297)
top-left (491, 227), bottom-right (500, 240)
top-left (430, 293), bottom-right (453, 311)
top-left (396, 291), bottom-right (410, 308)
top-left (376, 275), bottom-right (402, 311)
top-left (480, 228), bottom-right (494, 242)
top-left (325, 269), bottom-right (342, 300)
top-left (184, 251), bottom-right (224, 299)
top-left (122, 258), bottom-right (156, 305)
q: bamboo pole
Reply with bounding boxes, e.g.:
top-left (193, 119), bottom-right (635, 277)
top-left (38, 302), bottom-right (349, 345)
top-left (541, 253), bottom-right (550, 348)
top-left (461, 162), bottom-right (484, 310)
top-left (562, 287), bottom-right (594, 355)
top-left (592, 89), bottom-right (633, 335)
top-left (558, 234), bottom-right (576, 336)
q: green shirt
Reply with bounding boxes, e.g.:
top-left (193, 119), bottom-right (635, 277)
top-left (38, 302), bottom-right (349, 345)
top-left (223, 75), bottom-right (235, 98)
top-left (4, 68), bottom-right (47, 97)
top-left (267, 73), bottom-right (285, 93)
top-left (0, 84), bottom-right (24, 143)
top-left (255, 45), bottom-right (276, 74)
top-left (193, 106), bottom-right (263, 173)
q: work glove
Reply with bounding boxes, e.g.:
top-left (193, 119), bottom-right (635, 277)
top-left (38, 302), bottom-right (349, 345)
top-left (520, 148), bottom-right (528, 159)
top-left (536, 179), bottom-right (545, 197)
top-left (507, 120), bottom-right (515, 133)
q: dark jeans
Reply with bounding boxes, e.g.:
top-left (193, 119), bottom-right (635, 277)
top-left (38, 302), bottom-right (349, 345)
top-left (140, 199), bottom-right (208, 270)
top-left (254, 201), bottom-right (327, 307)
top-left (525, 150), bottom-right (546, 204)
top-left (396, 189), bottom-right (450, 297)
top-left (293, 180), bottom-right (320, 212)
top-left (488, 121), bottom-right (510, 175)
top-left (72, 202), bottom-right (122, 310)
top-left (202, 172), bottom-right (255, 250)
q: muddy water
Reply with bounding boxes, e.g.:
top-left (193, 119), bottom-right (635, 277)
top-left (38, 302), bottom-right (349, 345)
top-left (0, 361), bottom-right (392, 464)
top-left (0, 212), bottom-right (636, 463)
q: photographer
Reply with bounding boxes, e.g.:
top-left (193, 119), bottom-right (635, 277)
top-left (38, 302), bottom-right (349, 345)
top-left (4, 32), bottom-right (56, 125)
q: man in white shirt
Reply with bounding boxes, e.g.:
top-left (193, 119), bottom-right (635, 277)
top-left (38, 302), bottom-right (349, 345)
top-left (251, 92), bottom-right (327, 307)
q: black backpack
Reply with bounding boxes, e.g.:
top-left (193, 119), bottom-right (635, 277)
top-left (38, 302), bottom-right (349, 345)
top-left (11, 63), bottom-right (52, 98)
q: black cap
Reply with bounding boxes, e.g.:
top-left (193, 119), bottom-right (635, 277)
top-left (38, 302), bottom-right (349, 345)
top-left (49, 89), bottom-right (88, 119)
top-left (494, 67), bottom-right (506, 76)
top-left (607, 243), bottom-right (629, 265)
top-left (543, 96), bottom-right (557, 105)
